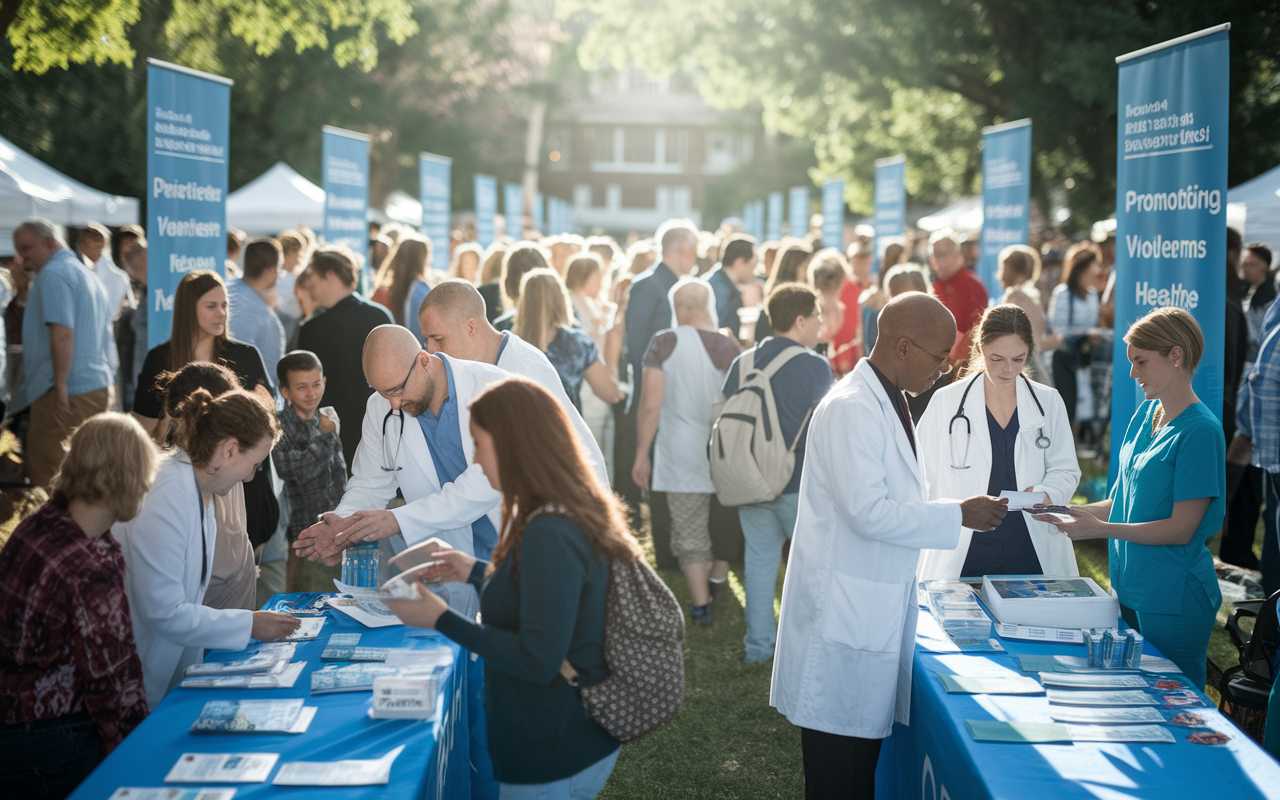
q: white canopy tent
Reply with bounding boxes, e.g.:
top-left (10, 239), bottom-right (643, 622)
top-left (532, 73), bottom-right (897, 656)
top-left (1228, 163), bottom-right (1280, 253)
top-left (916, 196), bottom-right (983, 233)
top-left (226, 161), bottom-right (325, 236)
top-left (0, 134), bottom-right (139, 256)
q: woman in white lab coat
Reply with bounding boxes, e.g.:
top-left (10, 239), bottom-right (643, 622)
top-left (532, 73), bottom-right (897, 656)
top-left (917, 304), bottom-right (1081, 580)
top-left (116, 386), bottom-right (299, 708)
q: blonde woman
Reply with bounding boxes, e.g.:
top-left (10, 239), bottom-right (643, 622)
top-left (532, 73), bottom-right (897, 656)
top-left (514, 268), bottom-right (626, 412)
top-left (477, 242), bottom-right (509, 323)
top-left (565, 253), bottom-right (627, 480)
top-left (997, 244), bottom-right (1048, 382)
top-left (448, 241), bottom-right (484, 284)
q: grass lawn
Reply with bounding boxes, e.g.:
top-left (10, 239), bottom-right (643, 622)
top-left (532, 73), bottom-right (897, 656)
top-left (600, 452), bottom-right (1262, 797)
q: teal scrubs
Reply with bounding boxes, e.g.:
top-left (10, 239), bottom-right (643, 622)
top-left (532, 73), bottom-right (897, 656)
top-left (1109, 400), bottom-right (1224, 688)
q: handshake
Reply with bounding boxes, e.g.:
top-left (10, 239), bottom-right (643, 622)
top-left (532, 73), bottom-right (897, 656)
top-left (292, 508), bottom-right (403, 566)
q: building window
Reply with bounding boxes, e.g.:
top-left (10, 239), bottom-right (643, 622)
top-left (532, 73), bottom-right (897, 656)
top-left (623, 128), bottom-right (655, 163)
top-left (666, 129), bottom-right (688, 164)
top-left (592, 127), bottom-right (615, 162)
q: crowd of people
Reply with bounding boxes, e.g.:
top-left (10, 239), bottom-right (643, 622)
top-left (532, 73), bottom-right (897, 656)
top-left (0, 207), bottom-right (1276, 798)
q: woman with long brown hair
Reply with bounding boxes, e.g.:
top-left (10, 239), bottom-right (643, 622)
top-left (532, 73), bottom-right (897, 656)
top-left (477, 242), bottom-right (509, 323)
top-left (755, 238), bottom-right (815, 341)
top-left (384, 377), bottom-right (638, 798)
top-left (916, 304), bottom-right (1080, 579)
top-left (132, 270), bottom-right (273, 437)
top-left (1047, 241), bottom-right (1103, 432)
top-left (374, 235), bottom-right (434, 343)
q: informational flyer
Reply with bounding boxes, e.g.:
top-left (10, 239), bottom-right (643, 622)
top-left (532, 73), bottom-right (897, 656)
top-left (272, 745), bottom-right (405, 786)
top-left (165, 753), bottom-right (278, 784)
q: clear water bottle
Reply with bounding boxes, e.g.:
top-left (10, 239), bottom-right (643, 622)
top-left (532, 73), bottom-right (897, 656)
top-left (341, 541), bottom-right (380, 588)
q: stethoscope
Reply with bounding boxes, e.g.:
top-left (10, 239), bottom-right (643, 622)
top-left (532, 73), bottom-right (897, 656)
top-left (381, 408), bottom-right (404, 472)
top-left (948, 373), bottom-right (1050, 470)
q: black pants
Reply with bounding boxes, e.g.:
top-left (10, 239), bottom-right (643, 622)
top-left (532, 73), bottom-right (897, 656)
top-left (0, 713), bottom-right (102, 799)
top-left (1222, 463), bottom-right (1264, 569)
top-left (1052, 350), bottom-right (1079, 426)
top-left (800, 727), bottom-right (883, 800)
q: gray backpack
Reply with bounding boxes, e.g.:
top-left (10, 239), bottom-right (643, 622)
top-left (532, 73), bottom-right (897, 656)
top-left (708, 345), bottom-right (812, 507)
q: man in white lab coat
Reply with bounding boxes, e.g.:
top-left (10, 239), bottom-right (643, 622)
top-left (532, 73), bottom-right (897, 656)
top-left (416, 278), bottom-right (608, 485)
top-left (770, 293), bottom-right (1008, 799)
top-left (292, 325), bottom-right (508, 617)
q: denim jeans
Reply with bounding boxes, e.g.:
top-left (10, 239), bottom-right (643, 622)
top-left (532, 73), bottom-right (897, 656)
top-left (0, 713), bottom-right (102, 799)
top-left (739, 492), bottom-right (800, 663)
top-left (497, 748), bottom-right (619, 800)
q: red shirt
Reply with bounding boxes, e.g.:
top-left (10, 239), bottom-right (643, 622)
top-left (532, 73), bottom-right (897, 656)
top-left (0, 495), bottom-right (148, 754)
top-left (934, 268), bottom-right (989, 362)
top-left (829, 279), bottom-right (863, 375)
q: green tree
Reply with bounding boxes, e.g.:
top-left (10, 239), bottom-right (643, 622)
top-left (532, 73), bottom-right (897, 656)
top-left (572, 0), bottom-right (1280, 228)
top-left (2, 0), bottom-right (417, 74)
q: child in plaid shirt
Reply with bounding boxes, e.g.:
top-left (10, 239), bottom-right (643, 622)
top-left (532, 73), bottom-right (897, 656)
top-left (273, 350), bottom-right (347, 592)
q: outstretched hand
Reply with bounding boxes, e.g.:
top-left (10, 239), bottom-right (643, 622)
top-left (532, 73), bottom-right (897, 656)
top-left (293, 512), bottom-right (357, 565)
top-left (1032, 506), bottom-right (1108, 541)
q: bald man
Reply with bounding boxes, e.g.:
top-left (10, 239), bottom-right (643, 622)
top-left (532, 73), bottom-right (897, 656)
top-left (770, 293), bottom-right (1007, 799)
top-left (418, 279), bottom-right (608, 484)
top-left (292, 324), bottom-right (509, 617)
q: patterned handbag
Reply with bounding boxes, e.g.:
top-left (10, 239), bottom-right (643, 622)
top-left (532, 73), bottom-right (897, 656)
top-left (564, 555), bottom-right (686, 742)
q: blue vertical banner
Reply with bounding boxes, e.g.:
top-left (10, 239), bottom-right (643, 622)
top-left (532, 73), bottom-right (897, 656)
top-left (1110, 24), bottom-right (1229, 484)
top-left (474, 174), bottom-right (497, 248)
top-left (980, 119), bottom-right (1032, 299)
top-left (874, 156), bottom-right (907, 265)
top-left (145, 59), bottom-right (231, 350)
top-left (418, 152), bottom-right (451, 267)
top-left (750, 200), bottom-right (766, 241)
top-left (533, 191), bottom-right (544, 235)
top-left (766, 192), bottom-right (784, 241)
top-left (322, 126), bottom-right (370, 286)
top-left (789, 186), bottom-right (810, 238)
top-left (821, 179), bottom-right (846, 250)
top-left (503, 182), bottom-right (524, 238)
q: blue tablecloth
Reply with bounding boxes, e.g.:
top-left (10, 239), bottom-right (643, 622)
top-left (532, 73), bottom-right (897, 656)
top-left (70, 596), bottom-right (470, 800)
top-left (876, 608), bottom-right (1280, 799)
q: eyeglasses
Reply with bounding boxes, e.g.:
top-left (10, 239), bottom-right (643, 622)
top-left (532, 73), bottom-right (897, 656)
top-left (906, 338), bottom-right (954, 374)
top-left (380, 358), bottom-right (418, 399)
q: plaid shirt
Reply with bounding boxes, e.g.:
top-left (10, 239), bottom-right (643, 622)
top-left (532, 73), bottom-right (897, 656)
top-left (0, 495), bottom-right (148, 753)
top-left (1239, 299), bottom-right (1280, 473)
top-left (274, 406), bottom-right (347, 540)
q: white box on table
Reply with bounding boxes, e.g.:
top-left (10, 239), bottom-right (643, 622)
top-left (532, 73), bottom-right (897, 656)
top-left (980, 576), bottom-right (1117, 630)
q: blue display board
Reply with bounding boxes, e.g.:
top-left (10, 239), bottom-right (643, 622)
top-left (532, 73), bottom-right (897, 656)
top-left (789, 186), bottom-right (810, 238)
top-left (533, 191), bottom-right (544, 235)
top-left (766, 192), bottom-right (784, 241)
top-left (503, 182), bottom-right (523, 238)
top-left (980, 119), bottom-right (1032, 299)
top-left (821, 179), bottom-right (846, 251)
top-left (418, 152), bottom-right (452, 267)
top-left (322, 126), bottom-right (370, 284)
top-left (474, 174), bottom-right (497, 248)
top-left (1110, 24), bottom-right (1229, 484)
top-left (145, 59), bottom-right (231, 349)
top-left (874, 156), bottom-right (907, 264)
top-left (742, 200), bottom-right (764, 242)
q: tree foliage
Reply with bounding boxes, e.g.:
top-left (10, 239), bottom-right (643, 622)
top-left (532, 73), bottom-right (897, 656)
top-left (572, 0), bottom-right (1280, 227)
top-left (3, 0), bottom-right (418, 74)
top-left (0, 0), bottom-right (545, 213)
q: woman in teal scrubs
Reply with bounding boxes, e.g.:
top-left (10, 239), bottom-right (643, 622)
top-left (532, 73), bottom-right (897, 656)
top-left (1036, 307), bottom-right (1224, 689)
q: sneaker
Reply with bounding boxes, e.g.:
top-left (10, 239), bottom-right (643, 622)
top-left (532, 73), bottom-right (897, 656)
top-left (690, 604), bottom-right (712, 627)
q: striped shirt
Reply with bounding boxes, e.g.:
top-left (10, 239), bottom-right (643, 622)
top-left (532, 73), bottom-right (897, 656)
top-left (22, 247), bottom-right (113, 399)
top-left (1239, 299), bottom-right (1280, 473)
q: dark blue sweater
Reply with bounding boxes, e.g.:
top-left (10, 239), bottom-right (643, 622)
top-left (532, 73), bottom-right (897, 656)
top-left (434, 514), bottom-right (619, 784)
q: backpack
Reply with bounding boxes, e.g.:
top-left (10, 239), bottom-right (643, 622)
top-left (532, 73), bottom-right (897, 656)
top-left (564, 553), bottom-right (685, 742)
top-left (708, 345), bottom-right (812, 507)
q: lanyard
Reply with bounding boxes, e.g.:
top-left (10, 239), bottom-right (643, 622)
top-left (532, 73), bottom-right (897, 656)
top-left (193, 468), bottom-right (207, 585)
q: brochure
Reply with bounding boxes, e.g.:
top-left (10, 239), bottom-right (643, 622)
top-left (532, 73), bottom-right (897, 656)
top-left (1049, 706), bottom-right (1166, 724)
top-left (934, 673), bottom-right (1045, 695)
top-left (272, 745), bottom-right (405, 787)
top-left (282, 617), bottom-right (325, 641)
top-left (325, 597), bottom-right (401, 629)
top-left (310, 663), bottom-right (403, 694)
top-left (1039, 673), bottom-right (1152, 689)
top-left (1018, 653), bottom-right (1183, 675)
top-left (109, 790), bottom-right (236, 800)
top-left (993, 622), bottom-right (1085, 644)
top-left (190, 699), bottom-right (306, 734)
top-left (180, 662), bottom-right (304, 690)
top-left (259, 593), bottom-right (330, 615)
top-left (1046, 689), bottom-right (1159, 706)
top-left (184, 643), bottom-right (296, 676)
top-left (965, 720), bottom-right (1174, 744)
top-left (165, 753), bottom-right (278, 784)
top-left (321, 633), bottom-right (391, 662)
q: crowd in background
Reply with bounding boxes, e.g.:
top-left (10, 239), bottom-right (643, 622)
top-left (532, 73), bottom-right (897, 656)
top-left (0, 204), bottom-right (1278, 796)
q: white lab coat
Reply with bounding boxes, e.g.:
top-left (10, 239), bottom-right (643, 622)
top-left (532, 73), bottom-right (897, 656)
top-left (115, 455), bottom-right (254, 709)
top-left (770, 360), bottom-right (962, 738)
top-left (336, 354), bottom-right (508, 616)
top-left (916, 373), bottom-right (1081, 580)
